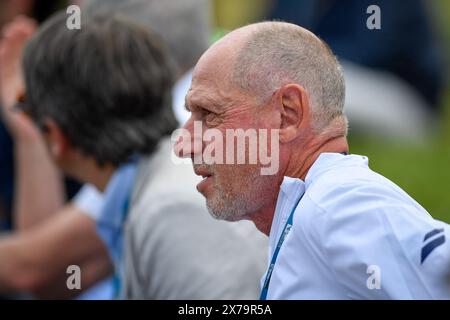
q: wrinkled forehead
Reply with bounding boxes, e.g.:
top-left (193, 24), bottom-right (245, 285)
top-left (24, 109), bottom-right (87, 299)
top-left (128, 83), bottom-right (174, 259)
top-left (187, 29), bottom-right (251, 105)
top-left (187, 48), bottom-right (236, 103)
top-left (186, 72), bottom-right (233, 109)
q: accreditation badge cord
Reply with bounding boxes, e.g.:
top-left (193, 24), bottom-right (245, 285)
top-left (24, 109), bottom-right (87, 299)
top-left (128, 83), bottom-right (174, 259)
top-left (112, 157), bottom-right (139, 298)
top-left (112, 194), bottom-right (131, 299)
top-left (259, 194), bottom-right (303, 300)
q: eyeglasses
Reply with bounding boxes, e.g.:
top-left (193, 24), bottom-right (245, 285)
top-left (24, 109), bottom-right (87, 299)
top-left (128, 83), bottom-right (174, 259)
top-left (12, 93), bottom-right (27, 112)
top-left (12, 93), bottom-right (48, 132)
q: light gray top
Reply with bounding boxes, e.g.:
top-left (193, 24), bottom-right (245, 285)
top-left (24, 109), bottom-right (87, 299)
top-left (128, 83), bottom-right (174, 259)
top-left (123, 138), bottom-right (268, 299)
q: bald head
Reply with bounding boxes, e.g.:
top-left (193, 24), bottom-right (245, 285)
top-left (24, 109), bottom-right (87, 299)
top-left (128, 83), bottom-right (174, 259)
top-left (182, 22), bottom-right (349, 224)
top-left (199, 21), bottom-right (346, 133)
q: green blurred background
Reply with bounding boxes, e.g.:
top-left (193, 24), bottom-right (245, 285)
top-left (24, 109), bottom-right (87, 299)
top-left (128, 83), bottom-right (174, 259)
top-left (212, 0), bottom-right (450, 222)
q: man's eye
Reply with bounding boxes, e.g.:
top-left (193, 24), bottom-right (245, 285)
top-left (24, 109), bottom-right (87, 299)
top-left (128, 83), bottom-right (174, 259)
top-left (200, 109), bottom-right (213, 118)
top-left (204, 111), bottom-right (220, 125)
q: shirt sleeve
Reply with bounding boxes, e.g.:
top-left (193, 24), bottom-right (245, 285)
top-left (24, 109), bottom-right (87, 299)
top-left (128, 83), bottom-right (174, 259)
top-left (73, 184), bottom-right (105, 221)
top-left (316, 182), bottom-right (450, 299)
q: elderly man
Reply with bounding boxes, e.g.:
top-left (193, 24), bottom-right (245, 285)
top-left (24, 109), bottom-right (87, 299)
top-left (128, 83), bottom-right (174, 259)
top-left (176, 21), bottom-right (450, 299)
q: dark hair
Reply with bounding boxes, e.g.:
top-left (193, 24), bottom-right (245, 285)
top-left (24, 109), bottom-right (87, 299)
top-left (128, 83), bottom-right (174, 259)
top-left (22, 12), bottom-right (178, 166)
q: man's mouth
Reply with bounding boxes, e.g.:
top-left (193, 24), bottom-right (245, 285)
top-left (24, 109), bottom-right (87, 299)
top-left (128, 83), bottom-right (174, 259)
top-left (194, 167), bottom-right (212, 178)
top-left (194, 168), bottom-right (214, 194)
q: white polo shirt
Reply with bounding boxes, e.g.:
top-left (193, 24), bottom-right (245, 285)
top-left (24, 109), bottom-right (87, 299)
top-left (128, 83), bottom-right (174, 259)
top-left (263, 153), bottom-right (450, 299)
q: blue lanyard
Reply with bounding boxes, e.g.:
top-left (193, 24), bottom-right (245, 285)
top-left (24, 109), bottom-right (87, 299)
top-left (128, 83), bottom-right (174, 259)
top-left (259, 194), bottom-right (303, 300)
top-left (112, 186), bottom-right (133, 299)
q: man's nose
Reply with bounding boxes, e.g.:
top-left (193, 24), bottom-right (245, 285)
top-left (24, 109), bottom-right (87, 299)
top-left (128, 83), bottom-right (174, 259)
top-left (173, 118), bottom-right (203, 159)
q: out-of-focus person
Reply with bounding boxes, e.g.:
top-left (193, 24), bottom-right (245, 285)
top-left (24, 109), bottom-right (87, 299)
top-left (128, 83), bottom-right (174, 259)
top-left (0, 0), bottom-right (208, 299)
top-left (0, 0), bottom-right (211, 300)
top-left (1, 5), bottom-right (267, 300)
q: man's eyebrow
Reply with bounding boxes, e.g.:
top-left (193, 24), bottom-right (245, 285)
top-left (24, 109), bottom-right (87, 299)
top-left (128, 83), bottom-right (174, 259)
top-left (185, 95), bottom-right (221, 113)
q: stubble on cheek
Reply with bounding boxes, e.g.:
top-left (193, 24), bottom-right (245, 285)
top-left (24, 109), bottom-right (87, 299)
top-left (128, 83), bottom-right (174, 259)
top-left (205, 164), bottom-right (273, 221)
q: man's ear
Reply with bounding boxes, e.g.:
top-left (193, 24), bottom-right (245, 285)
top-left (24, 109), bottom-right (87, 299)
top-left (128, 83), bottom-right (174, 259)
top-left (42, 119), bottom-right (70, 161)
top-left (277, 84), bottom-right (311, 143)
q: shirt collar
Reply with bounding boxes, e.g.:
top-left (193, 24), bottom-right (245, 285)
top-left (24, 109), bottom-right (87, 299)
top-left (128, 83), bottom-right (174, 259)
top-left (305, 152), bottom-right (369, 188)
top-left (269, 176), bottom-right (305, 256)
top-left (92, 159), bottom-right (138, 273)
top-left (269, 153), bottom-right (369, 254)
top-left (100, 159), bottom-right (139, 227)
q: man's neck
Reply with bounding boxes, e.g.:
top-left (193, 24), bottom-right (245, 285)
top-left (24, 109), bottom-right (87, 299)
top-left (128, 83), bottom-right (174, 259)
top-left (89, 165), bottom-right (116, 192)
top-left (69, 157), bottom-right (116, 192)
top-left (247, 202), bottom-right (277, 236)
top-left (250, 135), bottom-right (349, 236)
top-left (286, 135), bottom-right (349, 180)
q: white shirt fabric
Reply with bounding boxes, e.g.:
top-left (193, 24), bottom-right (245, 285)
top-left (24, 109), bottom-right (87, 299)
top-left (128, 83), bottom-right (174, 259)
top-left (264, 152), bottom-right (450, 299)
top-left (71, 183), bottom-right (114, 300)
top-left (73, 184), bottom-right (104, 221)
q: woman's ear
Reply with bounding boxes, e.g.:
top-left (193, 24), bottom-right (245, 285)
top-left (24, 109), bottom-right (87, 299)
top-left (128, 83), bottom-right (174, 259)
top-left (42, 119), bottom-right (70, 161)
top-left (278, 84), bottom-right (311, 143)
